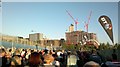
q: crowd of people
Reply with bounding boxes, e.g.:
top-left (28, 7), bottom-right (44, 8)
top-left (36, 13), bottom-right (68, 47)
top-left (0, 46), bottom-right (120, 67)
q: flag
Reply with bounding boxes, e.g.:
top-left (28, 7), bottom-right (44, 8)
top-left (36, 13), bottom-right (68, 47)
top-left (98, 15), bottom-right (114, 44)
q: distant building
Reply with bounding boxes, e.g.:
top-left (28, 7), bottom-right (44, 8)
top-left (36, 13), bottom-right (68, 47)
top-left (65, 30), bottom-right (98, 45)
top-left (1, 34), bottom-right (34, 45)
top-left (39, 39), bottom-right (61, 50)
top-left (69, 24), bottom-right (74, 32)
top-left (60, 38), bottom-right (65, 46)
top-left (1, 33), bottom-right (66, 49)
top-left (29, 33), bottom-right (43, 41)
top-left (46, 40), bottom-right (60, 46)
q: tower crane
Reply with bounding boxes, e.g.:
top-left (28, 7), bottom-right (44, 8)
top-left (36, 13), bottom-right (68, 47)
top-left (84, 11), bottom-right (92, 33)
top-left (66, 10), bottom-right (79, 45)
top-left (66, 10), bottom-right (79, 31)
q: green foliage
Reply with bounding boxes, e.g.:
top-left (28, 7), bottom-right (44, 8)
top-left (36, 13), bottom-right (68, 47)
top-left (117, 44), bottom-right (120, 49)
top-left (62, 43), bottom-right (120, 51)
top-left (99, 42), bottom-right (112, 50)
top-left (82, 44), bottom-right (96, 51)
top-left (62, 43), bottom-right (81, 50)
top-left (98, 43), bottom-right (120, 50)
top-left (106, 42), bottom-right (110, 46)
top-left (99, 43), bottom-right (104, 50)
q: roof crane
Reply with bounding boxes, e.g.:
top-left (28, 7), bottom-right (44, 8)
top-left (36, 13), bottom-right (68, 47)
top-left (66, 10), bottom-right (79, 31)
top-left (84, 11), bottom-right (92, 33)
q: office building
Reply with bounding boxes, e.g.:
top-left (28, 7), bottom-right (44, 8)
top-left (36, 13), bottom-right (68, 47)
top-left (29, 33), bottom-right (43, 41)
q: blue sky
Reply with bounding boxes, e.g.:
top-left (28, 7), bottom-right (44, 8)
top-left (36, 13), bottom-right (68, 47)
top-left (2, 2), bottom-right (118, 44)
top-left (2, 0), bottom-right (120, 2)
top-left (118, 2), bottom-right (120, 43)
top-left (0, 2), bottom-right (2, 33)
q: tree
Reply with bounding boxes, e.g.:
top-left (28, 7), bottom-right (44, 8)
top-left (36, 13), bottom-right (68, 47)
top-left (114, 43), bottom-right (118, 49)
top-left (99, 43), bottom-right (106, 50)
top-left (106, 42), bottom-right (110, 49)
top-left (117, 44), bottom-right (120, 49)
top-left (62, 43), bottom-right (82, 50)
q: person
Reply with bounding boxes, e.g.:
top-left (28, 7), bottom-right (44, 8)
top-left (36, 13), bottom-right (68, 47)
top-left (28, 52), bottom-right (43, 67)
top-left (52, 58), bottom-right (60, 67)
top-left (101, 56), bottom-right (116, 67)
top-left (5, 49), bottom-right (12, 66)
top-left (112, 49), bottom-right (118, 62)
top-left (67, 51), bottom-right (77, 67)
top-left (43, 50), bottom-right (54, 66)
top-left (89, 49), bottom-right (102, 64)
top-left (10, 49), bottom-right (22, 66)
top-left (83, 61), bottom-right (100, 67)
top-left (0, 48), bottom-right (7, 67)
top-left (10, 55), bottom-right (22, 66)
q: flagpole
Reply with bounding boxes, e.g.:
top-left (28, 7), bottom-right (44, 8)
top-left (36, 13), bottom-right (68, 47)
top-left (11, 40), bottom-right (14, 56)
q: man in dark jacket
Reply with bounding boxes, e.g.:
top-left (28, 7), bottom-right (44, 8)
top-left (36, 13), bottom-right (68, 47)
top-left (0, 48), bottom-right (7, 67)
top-left (89, 49), bottom-right (102, 64)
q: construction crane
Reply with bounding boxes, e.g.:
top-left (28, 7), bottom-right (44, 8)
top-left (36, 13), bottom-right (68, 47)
top-left (66, 10), bottom-right (79, 31)
top-left (84, 11), bottom-right (92, 33)
top-left (66, 10), bottom-right (79, 45)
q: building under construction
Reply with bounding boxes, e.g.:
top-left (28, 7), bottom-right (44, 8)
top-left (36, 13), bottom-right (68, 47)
top-left (66, 10), bottom-right (99, 48)
top-left (65, 24), bottom-right (99, 48)
top-left (66, 30), bottom-right (97, 44)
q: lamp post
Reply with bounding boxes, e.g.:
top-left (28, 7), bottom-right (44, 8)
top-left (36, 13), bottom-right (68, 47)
top-left (36, 41), bottom-right (38, 50)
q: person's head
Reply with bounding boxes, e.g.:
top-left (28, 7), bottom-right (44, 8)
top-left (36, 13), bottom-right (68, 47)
top-left (44, 49), bottom-right (48, 54)
top-left (14, 49), bottom-right (21, 56)
top-left (83, 61), bottom-right (100, 67)
top-left (49, 50), bottom-right (52, 55)
top-left (29, 52), bottom-right (42, 65)
top-left (0, 48), bottom-right (6, 57)
top-left (9, 49), bottom-right (12, 52)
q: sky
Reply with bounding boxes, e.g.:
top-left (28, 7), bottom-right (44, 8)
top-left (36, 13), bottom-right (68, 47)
top-left (0, 2), bottom-right (2, 34)
top-left (2, 0), bottom-right (120, 2)
top-left (2, 2), bottom-right (119, 44)
top-left (118, 2), bottom-right (120, 43)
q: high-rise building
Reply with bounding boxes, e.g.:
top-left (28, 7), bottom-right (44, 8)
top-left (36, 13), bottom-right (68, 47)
top-left (29, 33), bottom-right (43, 42)
top-left (69, 24), bottom-right (74, 32)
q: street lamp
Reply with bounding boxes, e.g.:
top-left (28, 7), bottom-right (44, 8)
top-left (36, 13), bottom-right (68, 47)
top-left (36, 44), bottom-right (38, 50)
top-left (35, 41), bottom-right (38, 50)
